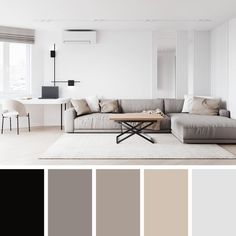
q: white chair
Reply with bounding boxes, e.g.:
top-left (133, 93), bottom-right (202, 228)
top-left (1, 100), bottom-right (30, 135)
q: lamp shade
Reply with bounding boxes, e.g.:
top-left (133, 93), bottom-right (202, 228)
top-left (68, 80), bottom-right (75, 86)
top-left (50, 50), bottom-right (56, 58)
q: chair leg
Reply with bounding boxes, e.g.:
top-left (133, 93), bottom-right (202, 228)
top-left (9, 117), bottom-right (12, 131)
top-left (28, 114), bottom-right (30, 132)
top-left (1, 115), bottom-right (4, 134)
top-left (16, 115), bottom-right (19, 135)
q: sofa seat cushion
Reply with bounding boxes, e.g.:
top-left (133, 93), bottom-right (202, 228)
top-left (170, 113), bottom-right (236, 143)
top-left (74, 113), bottom-right (171, 131)
top-left (74, 113), bottom-right (121, 130)
top-left (160, 115), bottom-right (171, 130)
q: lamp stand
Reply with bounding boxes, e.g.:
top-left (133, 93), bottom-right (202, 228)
top-left (50, 44), bottom-right (56, 86)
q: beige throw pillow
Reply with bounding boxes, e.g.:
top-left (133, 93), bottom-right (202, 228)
top-left (100, 100), bottom-right (119, 113)
top-left (71, 99), bottom-right (91, 116)
top-left (190, 97), bottom-right (220, 116)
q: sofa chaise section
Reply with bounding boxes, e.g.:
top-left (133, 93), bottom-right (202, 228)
top-left (170, 113), bottom-right (236, 143)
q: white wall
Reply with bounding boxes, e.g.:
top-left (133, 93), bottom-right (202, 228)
top-left (157, 50), bottom-right (176, 98)
top-left (187, 31), bottom-right (195, 95)
top-left (152, 31), bottom-right (176, 98)
top-left (41, 30), bottom-right (153, 99)
top-left (228, 18), bottom-right (236, 118)
top-left (33, 30), bottom-right (153, 126)
top-left (211, 18), bottom-right (236, 118)
top-left (190, 31), bottom-right (211, 96)
top-left (176, 30), bottom-right (211, 98)
top-left (176, 31), bottom-right (188, 98)
top-left (211, 23), bottom-right (229, 102)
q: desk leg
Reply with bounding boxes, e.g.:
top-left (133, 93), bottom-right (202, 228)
top-left (60, 103), bottom-right (67, 130)
top-left (61, 104), bottom-right (63, 130)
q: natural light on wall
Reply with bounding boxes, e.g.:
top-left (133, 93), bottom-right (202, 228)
top-left (0, 42), bottom-right (31, 95)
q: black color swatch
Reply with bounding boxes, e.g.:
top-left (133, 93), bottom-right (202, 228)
top-left (0, 170), bottom-right (44, 236)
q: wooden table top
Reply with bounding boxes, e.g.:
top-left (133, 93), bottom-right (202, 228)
top-left (109, 113), bottom-right (164, 122)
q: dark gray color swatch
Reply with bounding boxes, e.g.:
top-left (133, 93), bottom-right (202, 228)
top-left (48, 170), bottom-right (92, 236)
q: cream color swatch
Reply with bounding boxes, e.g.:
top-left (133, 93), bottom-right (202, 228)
top-left (144, 170), bottom-right (188, 236)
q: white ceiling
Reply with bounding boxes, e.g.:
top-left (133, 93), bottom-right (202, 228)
top-left (0, 0), bottom-right (236, 31)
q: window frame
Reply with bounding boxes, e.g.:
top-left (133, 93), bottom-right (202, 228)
top-left (0, 41), bottom-right (32, 96)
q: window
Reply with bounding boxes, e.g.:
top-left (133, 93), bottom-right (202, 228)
top-left (0, 42), bottom-right (31, 95)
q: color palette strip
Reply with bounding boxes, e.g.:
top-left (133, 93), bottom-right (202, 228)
top-left (2, 169), bottom-right (236, 236)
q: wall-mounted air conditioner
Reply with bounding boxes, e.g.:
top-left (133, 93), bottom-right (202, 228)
top-left (63, 29), bottom-right (96, 44)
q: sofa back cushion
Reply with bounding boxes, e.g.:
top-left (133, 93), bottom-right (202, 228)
top-left (71, 99), bottom-right (91, 116)
top-left (190, 97), bottom-right (221, 116)
top-left (100, 99), bottom-right (120, 113)
top-left (164, 99), bottom-right (184, 114)
top-left (119, 99), bottom-right (164, 113)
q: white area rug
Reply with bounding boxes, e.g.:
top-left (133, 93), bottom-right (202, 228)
top-left (41, 133), bottom-right (235, 159)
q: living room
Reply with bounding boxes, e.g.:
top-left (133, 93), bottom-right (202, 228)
top-left (0, 0), bottom-right (236, 164)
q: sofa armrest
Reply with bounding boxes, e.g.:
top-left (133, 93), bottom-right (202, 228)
top-left (219, 109), bottom-right (230, 118)
top-left (64, 108), bottom-right (76, 133)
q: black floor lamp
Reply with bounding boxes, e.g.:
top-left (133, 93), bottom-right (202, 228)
top-left (50, 43), bottom-right (80, 86)
top-left (50, 44), bottom-right (56, 86)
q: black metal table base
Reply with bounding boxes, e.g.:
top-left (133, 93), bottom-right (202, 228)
top-left (116, 121), bottom-right (155, 144)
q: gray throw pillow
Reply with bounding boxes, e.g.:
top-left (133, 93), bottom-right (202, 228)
top-left (100, 100), bottom-right (119, 113)
top-left (71, 99), bottom-right (91, 116)
top-left (190, 97), bottom-right (220, 116)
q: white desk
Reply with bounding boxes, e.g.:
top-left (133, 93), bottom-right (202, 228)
top-left (17, 98), bottom-right (70, 105)
top-left (1, 98), bottom-right (70, 130)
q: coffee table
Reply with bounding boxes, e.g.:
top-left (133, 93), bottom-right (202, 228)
top-left (110, 113), bottom-right (164, 144)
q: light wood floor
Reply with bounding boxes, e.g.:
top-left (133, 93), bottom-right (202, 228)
top-left (0, 127), bottom-right (236, 165)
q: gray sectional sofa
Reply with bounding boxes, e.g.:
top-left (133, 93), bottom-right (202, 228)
top-left (64, 98), bottom-right (236, 144)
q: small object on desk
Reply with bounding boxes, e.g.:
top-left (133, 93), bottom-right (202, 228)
top-left (20, 97), bottom-right (32, 100)
top-left (40, 86), bottom-right (59, 99)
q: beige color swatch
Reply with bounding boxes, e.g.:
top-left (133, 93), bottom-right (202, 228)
top-left (97, 170), bottom-right (140, 236)
top-left (144, 170), bottom-right (188, 236)
top-left (48, 170), bottom-right (92, 236)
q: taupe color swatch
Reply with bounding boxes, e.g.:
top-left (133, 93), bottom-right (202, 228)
top-left (144, 170), bottom-right (188, 236)
top-left (97, 170), bottom-right (140, 236)
top-left (48, 170), bottom-right (92, 236)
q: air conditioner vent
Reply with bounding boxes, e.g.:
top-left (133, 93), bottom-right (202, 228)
top-left (63, 30), bottom-right (96, 44)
